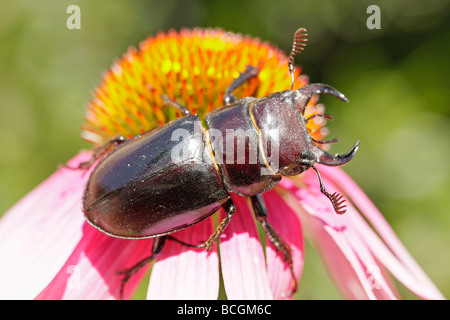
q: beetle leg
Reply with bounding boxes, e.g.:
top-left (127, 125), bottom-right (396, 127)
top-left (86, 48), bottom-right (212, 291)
top-left (202, 200), bottom-right (236, 251)
top-left (161, 94), bottom-right (191, 116)
top-left (167, 199), bottom-right (236, 251)
top-left (223, 65), bottom-right (259, 106)
top-left (250, 194), bottom-right (297, 297)
top-left (62, 136), bottom-right (127, 170)
top-left (165, 236), bottom-right (201, 248)
top-left (117, 236), bottom-right (167, 299)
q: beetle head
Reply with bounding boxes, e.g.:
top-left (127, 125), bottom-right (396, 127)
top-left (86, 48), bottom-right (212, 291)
top-left (252, 85), bottom-right (359, 214)
top-left (285, 28), bottom-right (359, 173)
top-left (272, 84), bottom-right (360, 176)
top-left (252, 28), bottom-right (360, 214)
top-left (252, 86), bottom-right (359, 178)
top-left (289, 85), bottom-right (360, 217)
top-left (275, 27), bottom-right (361, 214)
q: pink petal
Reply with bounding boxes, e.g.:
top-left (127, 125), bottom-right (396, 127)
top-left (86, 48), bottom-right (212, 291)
top-left (36, 225), bottom-right (153, 300)
top-left (318, 165), bottom-right (444, 299)
top-left (306, 215), bottom-right (374, 299)
top-left (0, 152), bottom-right (92, 299)
top-left (280, 167), bottom-right (444, 299)
top-left (219, 194), bottom-right (273, 299)
top-left (321, 220), bottom-right (398, 299)
top-left (281, 178), bottom-right (396, 299)
top-left (262, 190), bottom-right (304, 300)
top-left (147, 218), bottom-right (219, 300)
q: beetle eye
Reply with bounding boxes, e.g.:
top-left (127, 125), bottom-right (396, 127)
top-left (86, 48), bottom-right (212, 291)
top-left (289, 166), bottom-right (305, 175)
top-left (282, 162), bottom-right (313, 176)
top-left (279, 164), bottom-right (306, 176)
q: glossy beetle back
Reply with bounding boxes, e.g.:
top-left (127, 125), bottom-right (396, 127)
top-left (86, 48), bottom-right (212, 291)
top-left (83, 116), bottom-right (230, 239)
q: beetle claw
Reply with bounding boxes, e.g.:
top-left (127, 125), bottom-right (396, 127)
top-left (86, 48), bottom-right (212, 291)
top-left (295, 83), bottom-right (348, 115)
top-left (311, 139), bottom-right (360, 166)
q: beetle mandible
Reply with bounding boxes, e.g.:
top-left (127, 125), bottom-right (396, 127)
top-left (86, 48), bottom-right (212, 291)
top-left (80, 28), bottom-right (360, 298)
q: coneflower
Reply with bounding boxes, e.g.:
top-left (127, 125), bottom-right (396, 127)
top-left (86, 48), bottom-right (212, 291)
top-left (0, 28), bottom-right (443, 300)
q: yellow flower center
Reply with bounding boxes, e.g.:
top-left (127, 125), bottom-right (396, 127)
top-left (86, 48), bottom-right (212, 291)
top-left (81, 28), bottom-right (326, 146)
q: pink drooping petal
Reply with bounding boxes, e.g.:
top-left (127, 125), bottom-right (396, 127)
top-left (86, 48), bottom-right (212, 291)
top-left (0, 152), bottom-right (92, 299)
top-left (262, 190), bottom-right (304, 300)
top-left (318, 217), bottom-right (399, 299)
top-left (219, 194), bottom-right (273, 299)
top-left (280, 176), bottom-right (398, 299)
top-left (304, 215), bottom-right (376, 299)
top-left (36, 224), bottom-right (154, 300)
top-left (147, 218), bottom-right (219, 300)
top-left (318, 165), bottom-right (445, 299)
top-left (278, 166), bottom-right (445, 300)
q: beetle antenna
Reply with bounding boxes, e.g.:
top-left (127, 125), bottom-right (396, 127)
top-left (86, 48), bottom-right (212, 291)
top-left (312, 166), bottom-right (347, 214)
top-left (289, 28), bottom-right (308, 90)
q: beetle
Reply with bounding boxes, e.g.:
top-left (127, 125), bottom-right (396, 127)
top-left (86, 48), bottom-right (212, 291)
top-left (80, 28), bottom-right (359, 298)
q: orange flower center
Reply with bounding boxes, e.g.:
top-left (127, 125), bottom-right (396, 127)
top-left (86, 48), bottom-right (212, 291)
top-left (81, 28), bottom-right (327, 146)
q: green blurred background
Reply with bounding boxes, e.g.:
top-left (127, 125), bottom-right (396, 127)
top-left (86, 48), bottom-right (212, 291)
top-left (0, 0), bottom-right (449, 299)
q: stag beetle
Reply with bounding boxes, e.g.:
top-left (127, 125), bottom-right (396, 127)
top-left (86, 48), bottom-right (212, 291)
top-left (80, 28), bottom-right (359, 298)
